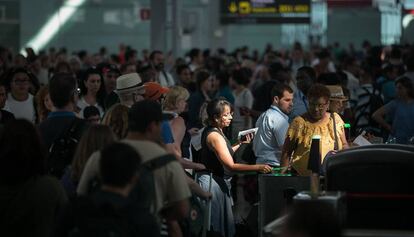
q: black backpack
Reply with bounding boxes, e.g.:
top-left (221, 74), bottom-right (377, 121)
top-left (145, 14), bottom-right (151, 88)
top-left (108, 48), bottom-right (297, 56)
top-left (47, 119), bottom-right (83, 179)
top-left (67, 196), bottom-right (132, 237)
top-left (89, 154), bottom-right (177, 212)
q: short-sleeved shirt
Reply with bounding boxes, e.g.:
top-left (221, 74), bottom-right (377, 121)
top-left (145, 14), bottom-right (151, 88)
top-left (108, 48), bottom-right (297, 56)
top-left (77, 140), bottom-right (191, 216)
top-left (384, 99), bottom-right (414, 144)
top-left (253, 105), bottom-right (289, 166)
top-left (286, 113), bottom-right (345, 176)
top-left (4, 93), bottom-right (36, 122)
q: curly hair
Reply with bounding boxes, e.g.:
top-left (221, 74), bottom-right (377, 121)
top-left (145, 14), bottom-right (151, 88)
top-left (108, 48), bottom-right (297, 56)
top-left (307, 83), bottom-right (331, 101)
top-left (163, 86), bottom-right (190, 111)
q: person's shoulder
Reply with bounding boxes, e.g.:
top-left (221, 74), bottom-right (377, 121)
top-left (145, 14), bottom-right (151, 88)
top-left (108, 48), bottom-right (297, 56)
top-left (122, 140), bottom-right (167, 162)
top-left (291, 115), bottom-right (305, 124)
top-left (171, 115), bottom-right (185, 127)
top-left (330, 112), bottom-right (344, 123)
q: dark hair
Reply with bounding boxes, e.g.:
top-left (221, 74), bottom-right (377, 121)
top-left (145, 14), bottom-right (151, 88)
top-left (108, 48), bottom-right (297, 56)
top-left (317, 49), bottom-right (331, 59)
top-left (215, 70), bottom-right (230, 87)
top-left (231, 68), bottom-right (252, 86)
top-left (79, 67), bottom-right (105, 107)
top-left (189, 48), bottom-right (201, 60)
top-left (195, 70), bottom-right (210, 91)
top-left (404, 53), bottom-right (414, 71)
top-left (149, 50), bottom-right (162, 61)
top-left (176, 64), bottom-right (190, 75)
top-left (49, 73), bottom-right (77, 108)
top-left (128, 100), bottom-right (162, 133)
top-left (307, 83), bottom-right (331, 101)
top-left (297, 66), bottom-right (317, 82)
top-left (3, 67), bottom-right (39, 92)
top-left (206, 99), bottom-right (231, 126)
top-left (54, 61), bottom-right (72, 74)
top-left (317, 73), bottom-right (341, 86)
top-left (0, 119), bottom-right (47, 185)
top-left (268, 62), bottom-right (286, 79)
top-left (83, 105), bottom-right (100, 119)
top-left (100, 142), bottom-right (141, 187)
top-left (396, 76), bottom-right (414, 99)
top-left (271, 83), bottom-right (293, 101)
top-left (125, 49), bottom-right (137, 61)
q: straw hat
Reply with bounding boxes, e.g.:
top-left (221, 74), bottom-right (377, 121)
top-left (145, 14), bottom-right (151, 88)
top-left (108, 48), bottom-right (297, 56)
top-left (115, 73), bottom-right (144, 93)
top-left (326, 85), bottom-right (348, 101)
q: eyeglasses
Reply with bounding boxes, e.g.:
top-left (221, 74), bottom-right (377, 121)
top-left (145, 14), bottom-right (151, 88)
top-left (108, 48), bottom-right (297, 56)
top-left (308, 102), bottom-right (329, 110)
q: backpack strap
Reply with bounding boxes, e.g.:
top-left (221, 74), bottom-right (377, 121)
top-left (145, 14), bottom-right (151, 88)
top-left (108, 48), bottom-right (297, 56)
top-left (63, 118), bottom-right (83, 142)
top-left (331, 112), bottom-right (339, 150)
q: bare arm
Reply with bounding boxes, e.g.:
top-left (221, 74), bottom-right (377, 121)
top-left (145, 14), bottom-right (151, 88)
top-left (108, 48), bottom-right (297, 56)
top-left (170, 117), bottom-right (186, 157)
top-left (207, 132), bottom-right (272, 173)
top-left (186, 176), bottom-right (212, 200)
top-left (372, 105), bottom-right (392, 132)
top-left (280, 136), bottom-right (294, 169)
top-left (340, 128), bottom-right (349, 149)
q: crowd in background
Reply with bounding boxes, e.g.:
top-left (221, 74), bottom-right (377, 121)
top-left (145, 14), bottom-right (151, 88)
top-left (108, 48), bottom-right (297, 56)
top-left (1, 40), bottom-right (414, 237)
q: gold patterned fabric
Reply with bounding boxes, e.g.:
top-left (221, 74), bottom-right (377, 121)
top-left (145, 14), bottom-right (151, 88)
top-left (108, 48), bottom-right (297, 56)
top-left (286, 112), bottom-right (345, 176)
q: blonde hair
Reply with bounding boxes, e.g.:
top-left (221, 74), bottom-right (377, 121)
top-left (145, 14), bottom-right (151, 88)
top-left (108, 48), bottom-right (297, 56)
top-left (71, 125), bottom-right (115, 182)
top-left (101, 103), bottom-right (129, 139)
top-left (35, 86), bottom-right (51, 123)
top-left (163, 86), bottom-right (190, 111)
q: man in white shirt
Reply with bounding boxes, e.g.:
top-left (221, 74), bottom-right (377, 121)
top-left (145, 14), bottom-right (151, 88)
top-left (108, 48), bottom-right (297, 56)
top-left (253, 84), bottom-right (294, 167)
top-left (150, 50), bottom-right (175, 87)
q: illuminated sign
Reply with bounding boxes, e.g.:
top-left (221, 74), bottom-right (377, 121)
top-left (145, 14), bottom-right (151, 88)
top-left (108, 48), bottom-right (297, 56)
top-left (220, 0), bottom-right (311, 24)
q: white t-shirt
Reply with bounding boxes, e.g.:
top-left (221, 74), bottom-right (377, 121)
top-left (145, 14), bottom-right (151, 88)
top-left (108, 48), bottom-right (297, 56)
top-left (77, 97), bottom-right (104, 118)
top-left (4, 93), bottom-right (36, 123)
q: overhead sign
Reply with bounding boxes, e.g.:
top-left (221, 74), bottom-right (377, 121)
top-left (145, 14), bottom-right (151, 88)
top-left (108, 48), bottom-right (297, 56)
top-left (220, 0), bottom-right (311, 24)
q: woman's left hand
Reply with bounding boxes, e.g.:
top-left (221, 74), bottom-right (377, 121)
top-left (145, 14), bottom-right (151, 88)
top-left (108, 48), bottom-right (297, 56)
top-left (240, 133), bottom-right (254, 144)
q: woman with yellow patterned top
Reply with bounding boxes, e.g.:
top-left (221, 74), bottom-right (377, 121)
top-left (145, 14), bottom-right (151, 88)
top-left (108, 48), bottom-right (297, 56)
top-left (281, 84), bottom-right (349, 176)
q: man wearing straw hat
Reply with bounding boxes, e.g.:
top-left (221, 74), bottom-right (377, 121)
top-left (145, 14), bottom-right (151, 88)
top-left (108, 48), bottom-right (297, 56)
top-left (326, 85), bottom-right (348, 114)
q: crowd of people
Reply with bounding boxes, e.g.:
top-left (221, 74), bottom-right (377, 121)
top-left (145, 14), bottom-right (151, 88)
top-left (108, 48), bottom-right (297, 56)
top-left (1, 41), bottom-right (414, 237)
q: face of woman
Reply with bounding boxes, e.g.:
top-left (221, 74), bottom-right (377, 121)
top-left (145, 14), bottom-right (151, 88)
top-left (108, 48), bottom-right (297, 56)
top-left (11, 72), bottom-right (30, 96)
top-left (176, 98), bottom-right (187, 113)
top-left (85, 74), bottom-right (101, 94)
top-left (216, 105), bottom-right (233, 128)
top-left (308, 97), bottom-right (329, 121)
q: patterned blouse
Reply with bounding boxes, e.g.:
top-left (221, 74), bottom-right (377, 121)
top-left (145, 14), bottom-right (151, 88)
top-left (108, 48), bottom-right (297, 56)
top-left (286, 112), bottom-right (345, 176)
